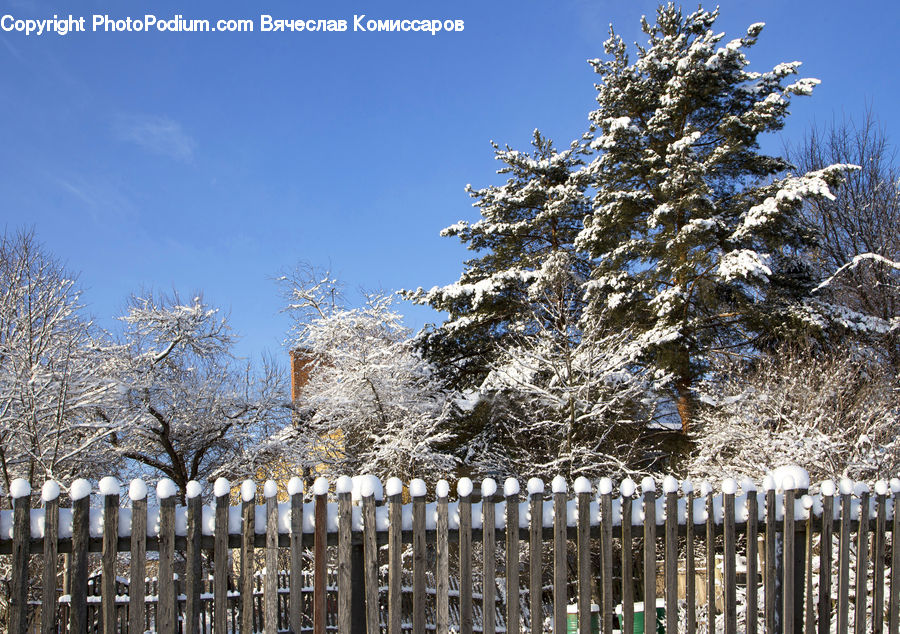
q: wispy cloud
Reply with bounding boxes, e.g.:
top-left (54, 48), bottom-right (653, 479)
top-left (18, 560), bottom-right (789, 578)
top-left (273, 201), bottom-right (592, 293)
top-left (113, 114), bottom-right (196, 162)
top-left (56, 176), bottom-right (137, 223)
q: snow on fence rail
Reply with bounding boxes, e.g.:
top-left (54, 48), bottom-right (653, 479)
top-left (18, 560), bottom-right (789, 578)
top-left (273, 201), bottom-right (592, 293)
top-left (1, 467), bottom-right (899, 634)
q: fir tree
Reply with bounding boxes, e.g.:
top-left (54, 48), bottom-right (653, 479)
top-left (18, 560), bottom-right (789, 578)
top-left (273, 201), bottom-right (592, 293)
top-left (574, 4), bottom-right (850, 431)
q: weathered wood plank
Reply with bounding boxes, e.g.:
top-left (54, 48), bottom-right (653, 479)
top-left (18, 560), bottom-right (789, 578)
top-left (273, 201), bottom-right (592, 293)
top-left (685, 485), bottom-right (696, 634)
top-left (101, 481), bottom-right (119, 634)
top-left (766, 486), bottom-right (776, 634)
top-left (9, 483), bottom-right (31, 634)
top-left (706, 487), bottom-right (715, 634)
top-left (577, 484), bottom-right (591, 634)
top-left (554, 480), bottom-right (568, 634)
top-left (600, 482), bottom-right (613, 634)
top-left (158, 486), bottom-right (177, 634)
top-left (483, 480), bottom-right (497, 634)
top-left (818, 484), bottom-right (834, 634)
top-left (890, 485), bottom-right (899, 634)
top-left (644, 481), bottom-right (656, 634)
top-left (241, 482), bottom-right (256, 634)
top-left (69, 484), bottom-right (90, 634)
top-left (804, 499), bottom-right (814, 634)
top-left (874, 487), bottom-right (887, 634)
top-left (213, 480), bottom-right (229, 634)
top-left (746, 484), bottom-right (759, 634)
top-left (289, 478), bottom-right (305, 634)
top-left (129, 483), bottom-right (148, 634)
top-left (622, 481), bottom-right (635, 634)
top-left (665, 484), bottom-right (679, 634)
top-left (388, 480), bottom-right (403, 634)
top-left (836, 487), bottom-right (851, 634)
top-left (363, 488), bottom-right (381, 634)
top-left (783, 487), bottom-right (795, 634)
top-left (724, 486), bottom-right (736, 634)
top-left (854, 488), bottom-right (870, 634)
top-left (505, 480), bottom-right (520, 634)
top-left (186, 484), bottom-right (203, 634)
top-left (265, 482), bottom-right (279, 634)
top-left (413, 480), bottom-right (428, 634)
top-left (459, 480), bottom-right (474, 634)
top-left (529, 480), bottom-right (543, 634)
top-left (337, 480), bottom-right (353, 634)
top-left (41, 485), bottom-right (60, 634)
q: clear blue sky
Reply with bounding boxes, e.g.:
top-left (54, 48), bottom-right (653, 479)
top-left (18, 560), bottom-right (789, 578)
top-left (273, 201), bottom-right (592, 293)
top-left (2, 0), bottom-right (898, 363)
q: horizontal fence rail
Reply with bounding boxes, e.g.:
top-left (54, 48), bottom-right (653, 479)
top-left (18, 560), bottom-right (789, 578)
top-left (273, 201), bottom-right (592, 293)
top-left (0, 469), bottom-right (897, 634)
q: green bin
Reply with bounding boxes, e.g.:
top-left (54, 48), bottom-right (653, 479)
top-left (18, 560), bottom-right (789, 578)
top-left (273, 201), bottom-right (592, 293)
top-left (614, 600), bottom-right (665, 633)
top-left (566, 603), bottom-right (600, 633)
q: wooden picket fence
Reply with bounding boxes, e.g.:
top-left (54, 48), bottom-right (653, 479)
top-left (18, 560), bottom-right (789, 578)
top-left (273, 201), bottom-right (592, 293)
top-left (0, 472), bottom-right (898, 634)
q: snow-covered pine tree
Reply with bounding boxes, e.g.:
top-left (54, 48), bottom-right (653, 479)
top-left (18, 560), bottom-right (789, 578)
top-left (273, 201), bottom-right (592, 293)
top-left (408, 130), bottom-right (592, 390)
top-left (575, 4), bottom-right (851, 431)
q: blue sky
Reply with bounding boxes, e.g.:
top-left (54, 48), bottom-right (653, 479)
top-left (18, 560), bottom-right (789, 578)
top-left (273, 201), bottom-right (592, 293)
top-left (2, 0), bottom-right (898, 363)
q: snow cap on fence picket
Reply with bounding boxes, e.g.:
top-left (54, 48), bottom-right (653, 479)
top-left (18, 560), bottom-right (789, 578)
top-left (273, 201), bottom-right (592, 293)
top-left (820, 480), bottom-right (836, 497)
top-left (99, 477), bottom-right (119, 496)
top-left (853, 482), bottom-right (870, 496)
top-left (551, 475), bottom-right (567, 494)
top-left (891, 478), bottom-right (900, 494)
top-left (874, 480), bottom-right (888, 496)
top-left (620, 478), bottom-right (636, 498)
top-left (722, 478), bottom-right (737, 495)
top-left (457, 478), bottom-right (473, 497)
top-left (436, 480), bottom-right (450, 498)
top-left (700, 481), bottom-right (712, 496)
top-left (335, 476), bottom-right (353, 495)
top-left (9, 478), bottom-right (30, 499)
top-left (681, 479), bottom-right (693, 495)
top-left (526, 478), bottom-right (544, 495)
top-left (157, 479), bottom-right (177, 500)
top-left (598, 477), bottom-right (612, 496)
top-left (42, 480), bottom-right (60, 502)
top-left (352, 475), bottom-right (383, 502)
top-left (839, 478), bottom-right (853, 495)
top-left (481, 478), bottom-right (497, 498)
top-left (385, 477), bottom-right (403, 497)
top-left (214, 478), bottom-right (230, 498)
top-left (264, 480), bottom-right (278, 499)
top-left (741, 478), bottom-right (756, 493)
top-left (313, 477), bottom-right (329, 496)
top-left (287, 477), bottom-right (304, 496)
top-left (71, 479), bottom-right (91, 501)
top-left (129, 479), bottom-right (148, 501)
top-left (640, 477), bottom-right (655, 494)
top-left (356, 475), bottom-right (381, 500)
top-left (240, 479), bottom-right (256, 502)
top-left (663, 476), bottom-right (679, 494)
top-left (409, 479), bottom-right (427, 498)
top-left (763, 475), bottom-right (775, 492)
top-left (574, 477), bottom-right (592, 494)
top-left (768, 465), bottom-right (809, 492)
top-left (802, 495), bottom-right (813, 510)
top-left (186, 481), bottom-right (203, 499)
top-left (503, 478), bottom-right (519, 497)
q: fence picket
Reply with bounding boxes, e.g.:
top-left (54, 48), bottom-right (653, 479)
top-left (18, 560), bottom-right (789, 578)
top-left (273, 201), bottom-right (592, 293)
top-left (804, 498), bottom-right (814, 634)
top-left (9, 483), bottom-right (30, 634)
top-left (890, 482), bottom-right (899, 634)
top-left (746, 482), bottom-right (759, 634)
top-left (213, 480), bottom-right (229, 634)
top-left (338, 479), bottom-right (352, 634)
top-left (505, 479), bottom-right (520, 634)
top-left (724, 483), bottom-right (736, 634)
top-left (412, 479), bottom-right (428, 634)
top-left (685, 484), bottom-right (696, 634)
top-left (553, 478), bottom-right (568, 634)
top-left (265, 482), bottom-right (279, 634)
top-left (622, 480), bottom-right (635, 634)
top-left (706, 486), bottom-right (715, 634)
top-left (289, 478), bottom-right (305, 634)
top-left (855, 487), bottom-right (870, 634)
top-left (600, 482), bottom-right (613, 634)
top-left (241, 481), bottom-right (256, 634)
top-left (129, 483), bottom-right (148, 634)
top-left (363, 489), bottom-right (380, 634)
top-left (459, 479), bottom-right (474, 634)
top-left (643, 480), bottom-right (657, 634)
top-left (665, 481), bottom-right (678, 634)
top-left (41, 484), bottom-right (60, 634)
top-left (158, 484), bottom-right (177, 634)
top-left (388, 480), bottom-right (402, 634)
top-left (528, 480), bottom-right (543, 634)
top-left (101, 481), bottom-right (119, 634)
top-left (837, 485), bottom-right (851, 634)
top-left (874, 486), bottom-right (887, 634)
top-left (69, 483), bottom-right (90, 634)
top-left (186, 484), bottom-right (203, 634)
top-left (482, 479), bottom-right (497, 634)
top-left (576, 480), bottom-right (591, 634)
top-left (765, 484), bottom-right (776, 634)
top-left (818, 483), bottom-right (834, 634)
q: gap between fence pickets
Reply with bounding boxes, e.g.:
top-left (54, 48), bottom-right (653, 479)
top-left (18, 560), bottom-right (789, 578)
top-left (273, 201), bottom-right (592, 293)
top-left (0, 468), bottom-right (897, 542)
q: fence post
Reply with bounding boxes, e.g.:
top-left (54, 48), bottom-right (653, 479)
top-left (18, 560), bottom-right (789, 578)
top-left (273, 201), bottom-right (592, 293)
top-left (723, 479), bottom-right (736, 634)
top-left (703, 481), bottom-right (715, 634)
top-left (793, 481), bottom-right (808, 634)
top-left (599, 478), bottom-right (613, 634)
top-left (212, 478), bottom-right (230, 634)
top-left (158, 480), bottom-right (177, 634)
top-left (664, 477), bottom-right (679, 634)
top-left (621, 479), bottom-right (635, 634)
top-left (782, 481), bottom-right (796, 634)
top-left (337, 475), bottom-right (353, 633)
top-left (99, 477), bottom-right (120, 634)
top-left (803, 495), bottom-right (814, 634)
top-left (264, 480), bottom-right (279, 634)
top-left (9, 479), bottom-right (31, 634)
top-left (288, 477), bottom-right (305, 634)
top-left (362, 479), bottom-right (381, 634)
top-left (874, 482), bottom-right (888, 634)
top-left (459, 478), bottom-right (474, 634)
top-left (411, 478), bottom-right (428, 634)
top-left (505, 478), bottom-right (521, 634)
top-left (435, 480), bottom-right (451, 634)
top-left (552, 475), bottom-right (568, 634)
top-left (765, 477), bottom-right (777, 634)
top-left (129, 480), bottom-right (148, 634)
top-left (240, 480), bottom-right (257, 634)
top-left (642, 477), bottom-right (657, 634)
top-left (386, 477), bottom-right (403, 634)
top-left (482, 478), bottom-right (497, 634)
top-left (744, 479), bottom-right (759, 634)
top-left (185, 481), bottom-right (203, 634)
top-left (527, 478), bottom-right (544, 634)
top-left (574, 477), bottom-right (592, 634)
top-left (313, 477), bottom-right (328, 634)
top-left (69, 479), bottom-right (91, 634)
top-left (684, 480), bottom-right (696, 634)
top-left (817, 481), bottom-right (834, 634)
top-left (836, 479), bottom-right (852, 634)
top-left (889, 478), bottom-right (900, 634)
top-left (41, 481), bottom-right (61, 634)
top-left (854, 484), bottom-right (870, 634)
